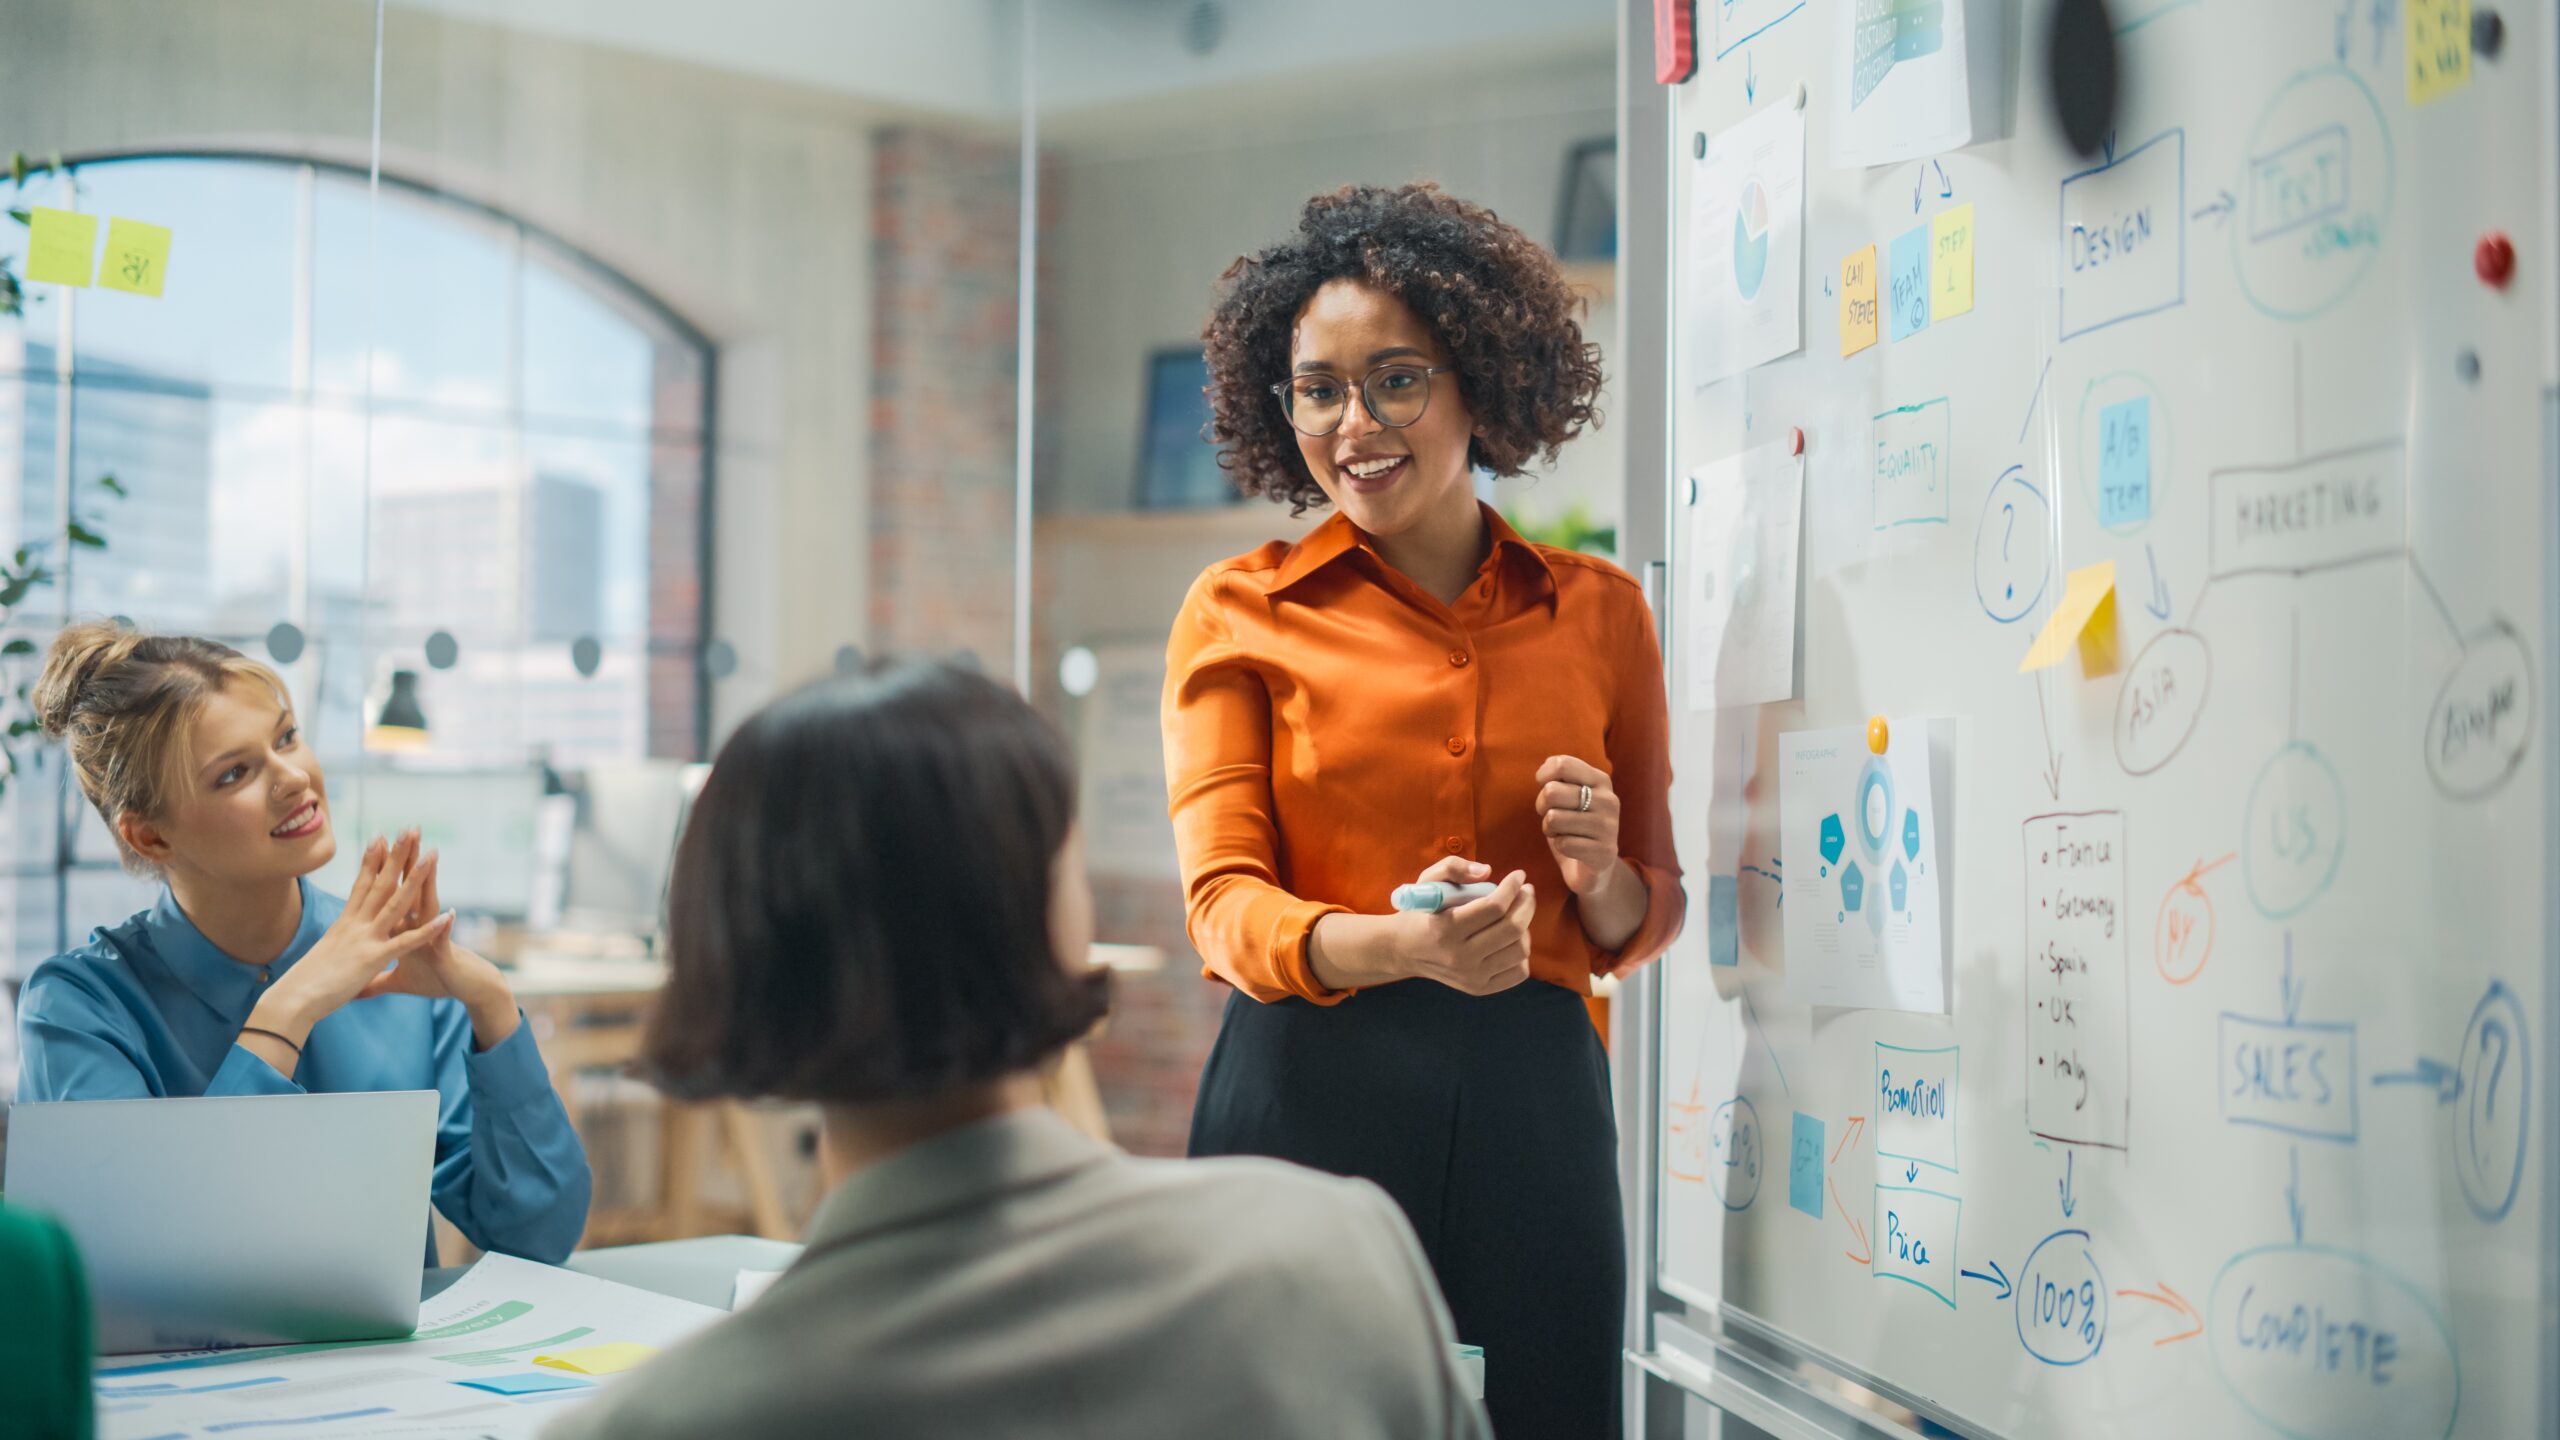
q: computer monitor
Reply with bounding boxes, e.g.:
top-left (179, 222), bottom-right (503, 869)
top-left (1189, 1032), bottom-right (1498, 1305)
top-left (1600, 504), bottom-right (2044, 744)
top-left (310, 767), bottom-right (547, 919)
top-left (560, 759), bottom-right (694, 935)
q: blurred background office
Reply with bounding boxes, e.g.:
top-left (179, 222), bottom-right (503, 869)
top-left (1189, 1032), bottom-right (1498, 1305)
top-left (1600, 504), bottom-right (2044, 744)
top-left (0, 0), bottom-right (1623, 1245)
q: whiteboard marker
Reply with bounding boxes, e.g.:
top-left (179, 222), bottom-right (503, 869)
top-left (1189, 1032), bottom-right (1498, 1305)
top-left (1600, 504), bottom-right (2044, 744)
top-left (1391, 881), bottom-right (1499, 913)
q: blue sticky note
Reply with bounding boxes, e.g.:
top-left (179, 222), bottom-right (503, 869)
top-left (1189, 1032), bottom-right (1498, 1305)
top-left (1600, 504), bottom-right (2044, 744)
top-left (1888, 225), bottom-right (1931, 342)
top-left (1789, 1112), bottom-right (1825, 1219)
top-left (453, 1372), bottom-right (594, 1397)
top-left (1708, 875), bottom-right (1739, 967)
top-left (2098, 396), bottom-right (2151, 527)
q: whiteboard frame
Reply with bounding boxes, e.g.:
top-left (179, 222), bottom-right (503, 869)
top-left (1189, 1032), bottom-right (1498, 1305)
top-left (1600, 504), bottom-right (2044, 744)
top-left (1615, 4), bottom-right (2560, 1439)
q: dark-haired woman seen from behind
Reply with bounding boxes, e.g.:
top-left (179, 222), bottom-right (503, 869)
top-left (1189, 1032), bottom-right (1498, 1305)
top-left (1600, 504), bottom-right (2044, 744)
top-left (1169, 183), bottom-right (1685, 1438)
top-left (540, 662), bottom-right (1486, 1440)
top-left (14, 622), bottom-right (591, 1265)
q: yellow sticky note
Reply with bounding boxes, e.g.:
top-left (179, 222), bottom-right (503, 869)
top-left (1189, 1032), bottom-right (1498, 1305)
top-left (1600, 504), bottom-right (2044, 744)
top-left (99, 217), bottom-right (172, 298)
top-left (2406, 0), bottom-right (2471, 106)
top-left (2018, 561), bottom-right (2119, 676)
top-left (1930, 203), bottom-right (1974, 322)
top-left (1840, 245), bottom-right (1879, 356)
top-left (25, 207), bottom-right (97, 287)
top-left (532, 1342), bottom-right (659, 1376)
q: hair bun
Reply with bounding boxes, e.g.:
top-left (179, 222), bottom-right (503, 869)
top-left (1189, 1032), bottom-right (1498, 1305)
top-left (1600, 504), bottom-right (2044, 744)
top-left (31, 619), bottom-right (141, 738)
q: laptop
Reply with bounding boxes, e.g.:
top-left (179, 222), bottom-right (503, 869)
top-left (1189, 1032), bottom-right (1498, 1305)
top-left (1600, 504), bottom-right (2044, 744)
top-left (3, 1089), bottom-right (438, 1353)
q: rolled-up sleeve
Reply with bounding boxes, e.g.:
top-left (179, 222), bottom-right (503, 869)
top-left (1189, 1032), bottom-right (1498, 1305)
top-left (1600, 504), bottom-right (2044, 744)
top-left (428, 1008), bottom-right (593, 1263)
top-left (1163, 570), bottom-right (1353, 1005)
top-left (1592, 584), bottom-right (1685, 976)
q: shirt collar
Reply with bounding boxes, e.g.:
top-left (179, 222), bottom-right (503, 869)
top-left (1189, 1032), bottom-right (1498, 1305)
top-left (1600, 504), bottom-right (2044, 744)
top-left (1267, 501), bottom-right (1559, 604)
top-left (797, 1107), bottom-right (1115, 1261)
top-left (149, 877), bottom-right (332, 1020)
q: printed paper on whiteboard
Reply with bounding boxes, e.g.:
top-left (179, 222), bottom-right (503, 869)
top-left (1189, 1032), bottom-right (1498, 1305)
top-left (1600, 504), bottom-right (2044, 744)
top-left (1681, 444), bottom-right (1803, 712)
top-left (1685, 102), bottom-right (1805, 387)
top-left (1780, 720), bottom-right (1948, 1012)
top-left (1831, 0), bottom-right (1978, 168)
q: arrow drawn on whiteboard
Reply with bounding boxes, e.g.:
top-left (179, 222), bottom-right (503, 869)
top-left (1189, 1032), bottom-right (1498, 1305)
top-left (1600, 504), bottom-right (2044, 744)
top-left (1905, 1161), bottom-right (1920, 1184)
top-left (2059, 1149), bottom-right (2078, 1218)
top-left (1830, 1115), bottom-right (1867, 1163)
top-left (1745, 50), bottom-right (1757, 104)
top-left (1935, 159), bottom-right (1952, 198)
top-left (2285, 1145), bottom-right (2306, 1243)
top-left (2280, 932), bottom-right (2304, 1024)
top-left (1832, 1177), bottom-right (1872, 1266)
top-left (1961, 1261), bottom-right (2013, 1300)
top-left (2372, 1056), bottom-right (2464, 1103)
top-left (2034, 674), bottom-right (2065, 801)
top-left (2115, 1283), bottom-right (2203, 1345)
top-left (2190, 189), bottom-right (2237, 225)
top-left (2142, 543), bottom-right (2172, 621)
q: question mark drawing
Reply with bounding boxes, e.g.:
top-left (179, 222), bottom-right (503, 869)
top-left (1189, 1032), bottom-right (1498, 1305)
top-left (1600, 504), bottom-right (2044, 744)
top-left (2001, 502), bottom-right (2017, 599)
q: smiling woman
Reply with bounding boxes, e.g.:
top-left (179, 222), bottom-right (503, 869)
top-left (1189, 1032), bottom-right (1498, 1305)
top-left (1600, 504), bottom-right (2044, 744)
top-left (11, 621), bottom-right (591, 1266)
top-left (1169, 182), bottom-right (1681, 1440)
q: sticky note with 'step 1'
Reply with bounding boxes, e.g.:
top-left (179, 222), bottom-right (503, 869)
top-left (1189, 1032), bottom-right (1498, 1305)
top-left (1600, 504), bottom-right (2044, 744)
top-left (25, 208), bottom-right (97, 287)
top-left (1930, 203), bottom-right (1974, 321)
top-left (2406, 0), bottom-right (2471, 106)
top-left (99, 217), bottom-right (173, 298)
top-left (1789, 1112), bottom-right (1825, 1219)
top-left (1840, 245), bottom-right (1879, 356)
top-left (2018, 561), bottom-right (2119, 675)
top-left (532, 1342), bottom-right (659, 1376)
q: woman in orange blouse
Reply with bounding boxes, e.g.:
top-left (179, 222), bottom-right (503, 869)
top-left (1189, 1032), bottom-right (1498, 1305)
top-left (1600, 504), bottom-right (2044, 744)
top-left (1166, 183), bottom-right (1684, 1438)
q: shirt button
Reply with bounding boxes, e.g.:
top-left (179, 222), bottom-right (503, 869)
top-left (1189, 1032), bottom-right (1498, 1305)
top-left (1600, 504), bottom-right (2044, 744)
top-left (1449, 651), bottom-right (1470, 667)
top-left (1446, 737), bottom-right (1467, 756)
top-left (1446, 836), bottom-right (1467, 854)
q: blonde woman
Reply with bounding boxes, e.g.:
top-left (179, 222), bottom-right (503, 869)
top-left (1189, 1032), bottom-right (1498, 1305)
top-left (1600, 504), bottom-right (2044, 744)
top-left (13, 623), bottom-right (590, 1264)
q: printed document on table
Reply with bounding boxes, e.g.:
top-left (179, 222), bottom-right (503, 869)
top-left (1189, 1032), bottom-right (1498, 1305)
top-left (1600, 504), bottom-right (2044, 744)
top-left (92, 1253), bottom-right (726, 1439)
top-left (1780, 720), bottom-right (1949, 1012)
top-left (1681, 444), bottom-right (1802, 712)
top-left (1684, 101), bottom-right (1804, 387)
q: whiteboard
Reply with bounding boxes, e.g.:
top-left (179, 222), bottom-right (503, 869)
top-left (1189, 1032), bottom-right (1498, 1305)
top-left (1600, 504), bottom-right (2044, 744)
top-left (1649, 3), bottom-right (2554, 1438)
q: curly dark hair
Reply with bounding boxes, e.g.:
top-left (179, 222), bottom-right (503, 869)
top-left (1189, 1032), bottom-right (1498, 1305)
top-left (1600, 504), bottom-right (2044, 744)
top-left (1202, 182), bottom-right (1604, 515)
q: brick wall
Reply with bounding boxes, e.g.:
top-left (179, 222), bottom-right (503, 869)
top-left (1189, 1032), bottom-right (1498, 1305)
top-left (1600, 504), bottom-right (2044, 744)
top-left (1084, 875), bottom-right (1226, 1156)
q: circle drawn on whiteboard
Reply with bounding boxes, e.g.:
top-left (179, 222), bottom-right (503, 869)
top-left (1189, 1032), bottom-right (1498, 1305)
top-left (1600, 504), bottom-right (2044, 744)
top-left (2454, 981), bottom-right (2530, 1223)
top-left (2233, 66), bottom-right (2396, 322)
top-left (2240, 741), bottom-right (2346, 920)
top-left (265, 622), bottom-right (306, 665)
top-left (570, 636), bottom-right (603, 678)
top-left (1973, 466), bottom-right (2051, 624)
top-left (1708, 1097), bottom-right (1761, 1212)
top-left (423, 631), bottom-right (460, 671)
top-left (1732, 180), bottom-right (1772, 302)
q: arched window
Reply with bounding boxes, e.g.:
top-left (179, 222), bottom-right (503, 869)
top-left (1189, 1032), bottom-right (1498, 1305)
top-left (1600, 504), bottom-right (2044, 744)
top-left (0, 154), bottom-right (712, 960)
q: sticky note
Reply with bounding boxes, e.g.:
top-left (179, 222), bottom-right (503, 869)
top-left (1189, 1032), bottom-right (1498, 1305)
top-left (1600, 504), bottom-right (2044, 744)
top-left (25, 208), bottom-right (97, 287)
top-left (1840, 245), bottom-right (1879, 356)
top-left (2406, 0), bottom-right (2471, 106)
top-left (454, 1372), bottom-right (593, 1397)
top-left (1930, 203), bottom-right (1974, 321)
top-left (2097, 397), bottom-right (2151, 527)
top-left (1708, 875), bottom-right (1740, 967)
top-left (2018, 561), bottom-right (2120, 675)
top-left (1888, 225), bottom-right (1930, 343)
top-left (99, 217), bottom-right (173, 298)
top-left (531, 1343), bottom-right (658, 1376)
top-left (1789, 1112), bottom-right (1825, 1219)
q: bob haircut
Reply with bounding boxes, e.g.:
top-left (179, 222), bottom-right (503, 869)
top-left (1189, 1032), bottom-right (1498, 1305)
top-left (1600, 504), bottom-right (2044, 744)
top-left (644, 661), bottom-right (1111, 1104)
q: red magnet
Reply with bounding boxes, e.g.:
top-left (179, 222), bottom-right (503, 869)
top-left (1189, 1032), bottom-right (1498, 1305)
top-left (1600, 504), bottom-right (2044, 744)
top-left (1654, 0), bottom-right (1696, 85)
top-left (1789, 426), bottom-right (1805, 457)
top-left (2475, 231), bottom-right (2516, 290)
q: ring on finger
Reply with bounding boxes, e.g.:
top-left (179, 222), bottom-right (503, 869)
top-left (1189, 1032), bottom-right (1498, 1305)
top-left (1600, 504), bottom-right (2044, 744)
top-left (1577, 783), bottom-right (1593, 813)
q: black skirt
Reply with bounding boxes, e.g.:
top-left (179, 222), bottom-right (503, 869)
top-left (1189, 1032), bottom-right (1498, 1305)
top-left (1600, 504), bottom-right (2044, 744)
top-left (1188, 976), bottom-right (1624, 1440)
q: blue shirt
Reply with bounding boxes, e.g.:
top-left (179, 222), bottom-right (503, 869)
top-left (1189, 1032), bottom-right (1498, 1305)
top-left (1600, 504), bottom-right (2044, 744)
top-left (15, 880), bottom-right (593, 1266)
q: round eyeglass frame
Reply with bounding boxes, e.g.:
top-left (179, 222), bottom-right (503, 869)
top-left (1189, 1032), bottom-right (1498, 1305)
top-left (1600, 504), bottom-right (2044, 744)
top-left (1269, 363), bottom-right (1457, 438)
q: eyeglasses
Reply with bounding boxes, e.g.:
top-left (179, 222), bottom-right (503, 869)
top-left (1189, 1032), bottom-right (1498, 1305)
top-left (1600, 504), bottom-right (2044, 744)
top-left (1270, 363), bottom-right (1456, 438)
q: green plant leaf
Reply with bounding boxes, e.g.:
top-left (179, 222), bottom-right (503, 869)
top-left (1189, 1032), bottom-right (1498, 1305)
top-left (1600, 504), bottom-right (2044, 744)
top-left (2, 638), bottom-right (35, 657)
top-left (94, 473), bottom-right (127, 499)
top-left (65, 520), bottom-right (104, 549)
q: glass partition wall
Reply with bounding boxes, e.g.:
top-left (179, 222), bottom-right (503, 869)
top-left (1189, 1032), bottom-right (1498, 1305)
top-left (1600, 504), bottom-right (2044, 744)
top-left (0, 0), bottom-right (1618, 1176)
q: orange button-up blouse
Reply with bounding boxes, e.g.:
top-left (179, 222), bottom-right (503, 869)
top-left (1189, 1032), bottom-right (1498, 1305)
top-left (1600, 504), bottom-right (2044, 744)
top-left (1163, 505), bottom-right (1685, 1005)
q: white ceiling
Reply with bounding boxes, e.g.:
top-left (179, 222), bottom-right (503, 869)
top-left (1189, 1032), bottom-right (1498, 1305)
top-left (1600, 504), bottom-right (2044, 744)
top-left (384, 0), bottom-right (1616, 124)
